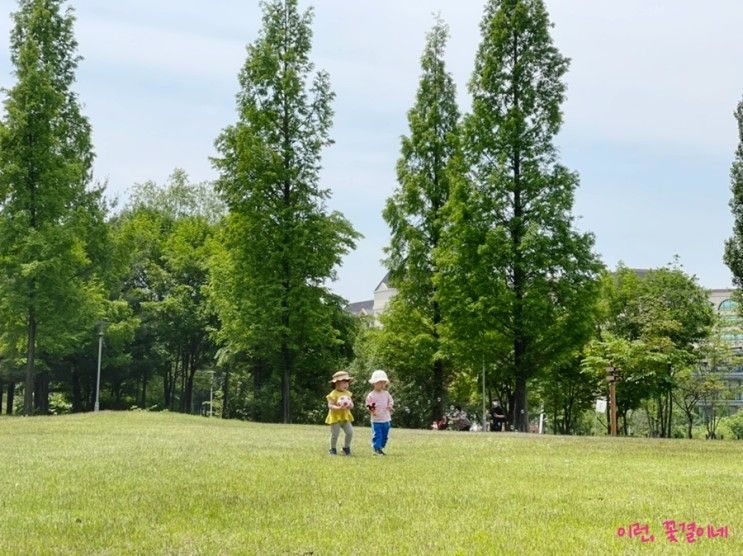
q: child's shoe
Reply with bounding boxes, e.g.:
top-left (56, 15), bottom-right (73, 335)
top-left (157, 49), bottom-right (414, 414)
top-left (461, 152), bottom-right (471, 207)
top-left (342, 447), bottom-right (351, 456)
top-left (328, 448), bottom-right (337, 456)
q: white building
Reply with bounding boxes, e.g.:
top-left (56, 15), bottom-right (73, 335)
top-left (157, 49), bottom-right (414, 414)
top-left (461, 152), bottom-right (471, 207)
top-left (346, 272), bottom-right (397, 326)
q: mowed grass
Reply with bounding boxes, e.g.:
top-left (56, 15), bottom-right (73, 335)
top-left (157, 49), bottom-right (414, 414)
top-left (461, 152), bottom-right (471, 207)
top-left (1, 412), bottom-right (740, 555)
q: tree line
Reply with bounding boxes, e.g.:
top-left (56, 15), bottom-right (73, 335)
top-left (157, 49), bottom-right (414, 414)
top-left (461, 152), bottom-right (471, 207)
top-left (1, 0), bottom-right (741, 439)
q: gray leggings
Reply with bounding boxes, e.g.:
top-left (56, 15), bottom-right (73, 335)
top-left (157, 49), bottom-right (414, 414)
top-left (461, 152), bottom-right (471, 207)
top-left (330, 421), bottom-right (354, 450)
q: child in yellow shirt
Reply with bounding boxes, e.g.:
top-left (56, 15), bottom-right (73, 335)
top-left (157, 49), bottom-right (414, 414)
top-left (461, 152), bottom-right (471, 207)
top-left (325, 371), bottom-right (354, 456)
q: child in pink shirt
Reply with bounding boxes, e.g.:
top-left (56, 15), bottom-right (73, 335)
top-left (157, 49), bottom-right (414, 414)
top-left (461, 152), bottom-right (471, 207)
top-left (365, 369), bottom-right (394, 455)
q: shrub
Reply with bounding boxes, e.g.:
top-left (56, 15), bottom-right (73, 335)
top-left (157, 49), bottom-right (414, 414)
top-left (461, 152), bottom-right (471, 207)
top-left (722, 411), bottom-right (743, 440)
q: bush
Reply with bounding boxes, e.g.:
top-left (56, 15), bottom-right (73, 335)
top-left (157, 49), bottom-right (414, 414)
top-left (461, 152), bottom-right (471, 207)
top-left (48, 393), bottom-right (72, 415)
top-left (721, 412), bottom-right (743, 440)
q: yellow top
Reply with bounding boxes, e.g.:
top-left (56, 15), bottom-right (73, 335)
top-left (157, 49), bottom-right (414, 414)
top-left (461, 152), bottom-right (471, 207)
top-left (325, 389), bottom-right (354, 424)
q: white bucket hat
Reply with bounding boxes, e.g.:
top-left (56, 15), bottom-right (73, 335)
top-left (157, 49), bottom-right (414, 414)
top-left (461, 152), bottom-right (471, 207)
top-left (369, 369), bottom-right (390, 384)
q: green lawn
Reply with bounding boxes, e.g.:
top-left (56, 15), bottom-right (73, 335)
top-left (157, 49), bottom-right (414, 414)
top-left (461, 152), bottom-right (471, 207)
top-left (1, 412), bottom-right (740, 554)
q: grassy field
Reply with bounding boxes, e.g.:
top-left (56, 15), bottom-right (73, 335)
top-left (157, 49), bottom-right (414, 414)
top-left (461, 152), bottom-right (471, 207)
top-left (1, 412), bottom-right (740, 555)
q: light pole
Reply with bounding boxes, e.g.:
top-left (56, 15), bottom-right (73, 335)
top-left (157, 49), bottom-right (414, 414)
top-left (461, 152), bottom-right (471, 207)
top-left (94, 321), bottom-right (106, 412)
top-left (207, 370), bottom-right (215, 417)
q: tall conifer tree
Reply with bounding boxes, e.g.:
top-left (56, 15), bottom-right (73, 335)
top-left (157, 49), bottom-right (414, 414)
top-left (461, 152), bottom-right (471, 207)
top-left (381, 19), bottom-right (460, 423)
top-left (438, 0), bottom-right (601, 431)
top-left (212, 0), bottom-right (359, 423)
top-left (0, 0), bottom-right (100, 415)
top-left (724, 97), bottom-right (743, 284)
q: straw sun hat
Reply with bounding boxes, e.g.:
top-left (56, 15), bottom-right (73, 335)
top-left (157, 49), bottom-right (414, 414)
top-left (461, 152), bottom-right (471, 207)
top-left (330, 371), bottom-right (353, 384)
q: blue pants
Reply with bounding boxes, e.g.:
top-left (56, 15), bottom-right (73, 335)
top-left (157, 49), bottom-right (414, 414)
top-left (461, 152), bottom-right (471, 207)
top-left (371, 421), bottom-right (391, 451)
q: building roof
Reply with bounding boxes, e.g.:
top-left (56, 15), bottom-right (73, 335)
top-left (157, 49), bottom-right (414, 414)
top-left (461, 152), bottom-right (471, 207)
top-left (375, 271), bottom-right (392, 292)
top-left (346, 299), bottom-right (374, 315)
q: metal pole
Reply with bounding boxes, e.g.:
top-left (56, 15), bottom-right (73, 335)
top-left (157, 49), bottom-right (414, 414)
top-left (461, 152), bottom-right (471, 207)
top-left (209, 372), bottom-right (214, 417)
top-left (94, 330), bottom-right (103, 412)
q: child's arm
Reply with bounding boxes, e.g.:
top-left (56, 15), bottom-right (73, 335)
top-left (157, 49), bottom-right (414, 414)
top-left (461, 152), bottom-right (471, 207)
top-left (327, 394), bottom-right (342, 411)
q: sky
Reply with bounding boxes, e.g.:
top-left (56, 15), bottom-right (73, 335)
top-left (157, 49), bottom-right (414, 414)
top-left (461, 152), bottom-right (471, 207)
top-left (1, 0), bottom-right (742, 303)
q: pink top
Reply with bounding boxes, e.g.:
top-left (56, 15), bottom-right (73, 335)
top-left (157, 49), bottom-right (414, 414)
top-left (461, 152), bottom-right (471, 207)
top-left (366, 390), bottom-right (393, 423)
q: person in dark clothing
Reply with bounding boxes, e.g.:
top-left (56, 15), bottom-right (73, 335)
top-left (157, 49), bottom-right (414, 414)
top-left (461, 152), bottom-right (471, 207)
top-left (490, 401), bottom-right (507, 432)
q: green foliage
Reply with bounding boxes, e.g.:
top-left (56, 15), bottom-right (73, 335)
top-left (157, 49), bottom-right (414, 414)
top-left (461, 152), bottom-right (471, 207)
top-left (212, 0), bottom-right (359, 423)
top-left (111, 172), bottom-right (220, 413)
top-left (47, 391), bottom-right (71, 415)
top-left (436, 0), bottom-right (602, 431)
top-left (379, 18), bottom-right (461, 423)
top-left (127, 168), bottom-right (225, 225)
top-left (585, 264), bottom-right (714, 436)
top-left (376, 296), bottom-right (444, 425)
top-left (539, 352), bottom-right (602, 435)
top-left (724, 95), bottom-right (743, 284)
top-left (722, 411), bottom-right (743, 439)
top-left (673, 366), bottom-right (708, 439)
top-left (0, 0), bottom-right (105, 414)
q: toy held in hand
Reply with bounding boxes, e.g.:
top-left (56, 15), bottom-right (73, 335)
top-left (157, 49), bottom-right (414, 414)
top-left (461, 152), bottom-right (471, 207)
top-left (337, 396), bottom-right (353, 409)
top-left (366, 402), bottom-right (376, 414)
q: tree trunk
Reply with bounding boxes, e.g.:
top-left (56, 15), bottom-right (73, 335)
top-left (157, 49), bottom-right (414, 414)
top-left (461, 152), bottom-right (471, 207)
top-left (432, 358), bottom-right (444, 424)
top-left (666, 388), bottom-right (673, 438)
top-left (24, 308), bottom-right (37, 415)
top-left (164, 353), bottom-right (180, 410)
top-left (179, 352), bottom-right (187, 411)
top-left (687, 415), bottom-right (693, 439)
top-left (114, 380), bottom-right (123, 405)
top-left (222, 369), bottom-right (230, 419)
top-left (182, 353), bottom-right (197, 414)
top-left (279, 13), bottom-right (294, 425)
top-left (0, 382), bottom-right (4, 414)
top-left (71, 366), bottom-right (83, 412)
top-left (6, 382), bottom-right (14, 415)
top-left (514, 371), bottom-right (528, 432)
top-left (510, 27), bottom-right (529, 434)
top-left (507, 391), bottom-right (516, 432)
top-left (252, 358), bottom-right (271, 421)
top-left (163, 364), bottom-right (171, 409)
top-left (622, 411), bottom-right (629, 436)
top-left (34, 372), bottom-right (49, 415)
top-left (564, 399), bottom-right (574, 434)
top-left (141, 372), bottom-right (148, 408)
top-left (281, 342), bottom-right (291, 424)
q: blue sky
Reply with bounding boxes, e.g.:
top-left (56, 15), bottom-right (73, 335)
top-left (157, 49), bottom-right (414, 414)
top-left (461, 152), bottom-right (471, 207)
top-left (1, 0), bottom-right (742, 303)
